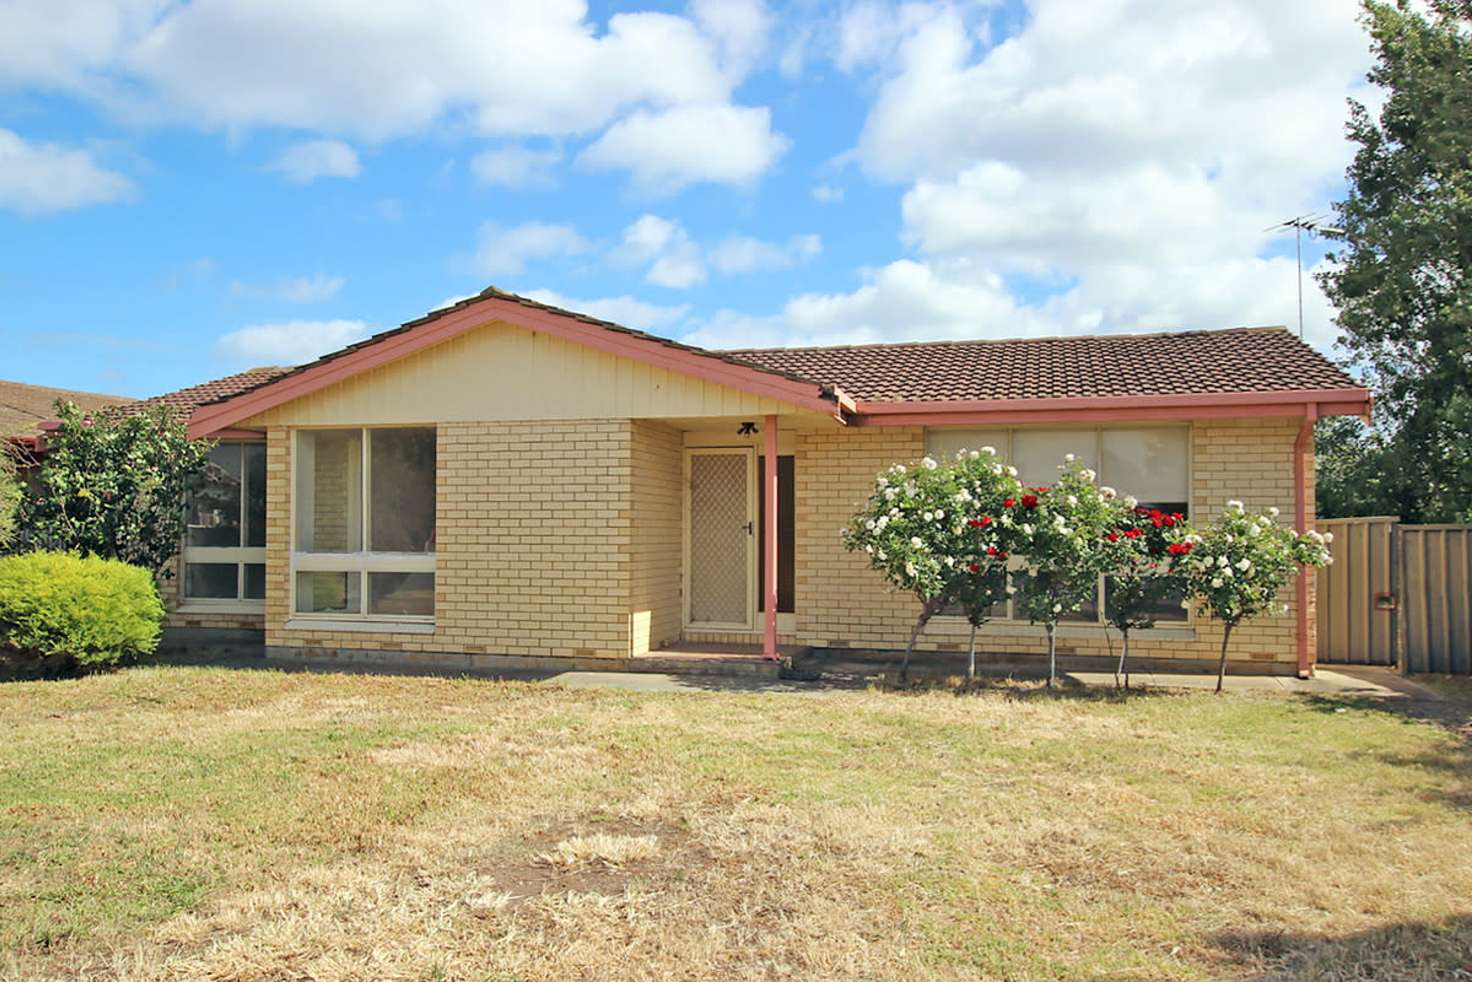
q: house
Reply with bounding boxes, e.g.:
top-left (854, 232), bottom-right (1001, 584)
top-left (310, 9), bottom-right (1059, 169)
top-left (157, 288), bottom-right (1368, 676)
top-left (1, 378), bottom-right (131, 446)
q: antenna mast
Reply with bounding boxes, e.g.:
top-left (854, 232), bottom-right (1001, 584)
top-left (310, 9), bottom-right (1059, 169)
top-left (1268, 214), bottom-right (1344, 338)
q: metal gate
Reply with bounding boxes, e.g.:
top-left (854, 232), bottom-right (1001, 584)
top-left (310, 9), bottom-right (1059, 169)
top-left (1399, 526), bottom-right (1472, 674)
top-left (1316, 517), bottom-right (1472, 673)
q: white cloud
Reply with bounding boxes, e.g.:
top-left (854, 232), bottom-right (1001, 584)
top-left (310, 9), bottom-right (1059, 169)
top-left (648, 240), bottom-right (707, 289)
top-left (215, 319), bottom-right (372, 365)
top-left (470, 145), bottom-right (560, 188)
top-left (707, 233), bottom-right (821, 273)
top-left (579, 102), bottom-right (788, 193)
top-left (811, 183), bottom-right (844, 203)
top-left (471, 221), bottom-right (588, 276)
top-left (610, 214), bottom-right (685, 267)
top-left (521, 289), bottom-right (690, 332)
top-left (0, 128), bottom-right (134, 215)
top-left (269, 139), bottom-right (359, 183)
top-left (229, 274), bottom-right (344, 303)
top-left (691, 0), bottom-right (772, 78)
top-left (693, 0), bottom-right (1366, 355)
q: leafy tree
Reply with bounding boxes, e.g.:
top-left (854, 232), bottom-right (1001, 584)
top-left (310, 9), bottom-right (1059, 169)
top-left (843, 447), bottom-right (1023, 681)
top-left (20, 401), bottom-right (215, 575)
top-left (1318, 0), bottom-right (1472, 522)
top-left (1010, 458), bottom-right (1125, 687)
top-left (1181, 502), bottom-right (1333, 693)
top-left (0, 451), bottom-right (19, 550)
top-left (1101, 503), bottom-right (1193, 689)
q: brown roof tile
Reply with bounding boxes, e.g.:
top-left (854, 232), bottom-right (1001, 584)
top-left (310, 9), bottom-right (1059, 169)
top-left (117, 366), bottom-right (296, 421)
top-left (0, 379), bottom-right (131, 439)
top-left (724, 327), bottom-right (1359, 403)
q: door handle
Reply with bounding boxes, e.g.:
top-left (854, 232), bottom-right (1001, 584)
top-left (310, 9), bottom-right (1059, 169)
top-left (743, 520), bottom-right (754, 535)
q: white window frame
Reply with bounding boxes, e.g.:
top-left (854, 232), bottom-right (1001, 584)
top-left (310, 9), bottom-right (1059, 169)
top-left (289, 426), bottom-right (436, 628)
top-left (925, 423), bottom-right (1194, 629)
top-left (180, 441), bottom-right (267, 612)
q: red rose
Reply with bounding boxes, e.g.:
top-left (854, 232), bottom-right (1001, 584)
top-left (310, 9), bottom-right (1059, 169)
top-left (1105, 531), bottom-right (1119, 542)
top-left (1124, 528), bottom-right (1142, 539)
top-left (968, 516), bottom-right (993, 528)
top-left (1003, 498), bottom-right (1016, 508)
top-left (1021, 494), bottom-right (1038, 509)
top-left (986, 545), bottom-right (999, 556)
top-left (1167, 542), bottom-right (1193, 556)
top-left (967, 563), bottom-right (980, 573)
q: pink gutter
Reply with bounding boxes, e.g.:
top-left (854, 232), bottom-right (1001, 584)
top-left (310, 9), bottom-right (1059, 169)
top-left (1294, 403), bottom-right (1319, 678)
top-left (763, 414), bottom-right (779, 661)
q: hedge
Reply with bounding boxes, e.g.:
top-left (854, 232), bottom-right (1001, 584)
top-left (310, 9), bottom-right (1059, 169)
top-left (0, 552), bottom-right (164, 680)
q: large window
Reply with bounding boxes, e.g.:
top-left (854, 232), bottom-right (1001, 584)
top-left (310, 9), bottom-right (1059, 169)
top-left (293, 428), bottom-right (436, 621)
top-left (182, 442), bottom-right (267, 605)
top-left (926, 426), bottom-right (1191, 625)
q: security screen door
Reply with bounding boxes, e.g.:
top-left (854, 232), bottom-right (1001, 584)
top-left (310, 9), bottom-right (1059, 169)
top-left (686, 448), bottom-right (755, 628)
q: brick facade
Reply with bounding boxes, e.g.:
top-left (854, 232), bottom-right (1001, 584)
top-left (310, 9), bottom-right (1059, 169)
top-left (211, 414), bottom-right (1313, 672)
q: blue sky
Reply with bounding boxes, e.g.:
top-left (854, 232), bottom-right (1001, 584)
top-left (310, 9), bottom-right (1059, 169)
top-left (0, 0), bottom-right (1373, 400)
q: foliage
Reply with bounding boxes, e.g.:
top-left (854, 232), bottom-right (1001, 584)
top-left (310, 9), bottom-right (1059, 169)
top-left (843, 445), bottom-right (1024, 677)
top-left (19, 401), bottom-right (215, 575)
top-left (1007, 458), bottom-right (1127, 685)
top-left (1100, 501), bottom-right (1193, 686)
top-left (0, 450), bottom-right (20, 551)
top-left (1181, 501), bottom-right (1333, 691)
top-left (1317, 0), bottom-right (1472, 522)
top-left (0, 551), bottom-right (164, 679)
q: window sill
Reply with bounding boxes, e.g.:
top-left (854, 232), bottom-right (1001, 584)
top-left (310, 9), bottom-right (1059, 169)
top-left (178, 601), bottom-right (265, 615)
top-left (285, 618), bottom-right (435, 635)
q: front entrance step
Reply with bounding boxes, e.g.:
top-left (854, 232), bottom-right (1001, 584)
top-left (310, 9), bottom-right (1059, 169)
top-left (634, 642), bottom-right (811, 678)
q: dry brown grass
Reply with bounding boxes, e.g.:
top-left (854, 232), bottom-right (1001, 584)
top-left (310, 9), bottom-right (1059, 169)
top-left (1, 666), bottom-right (1469, 980)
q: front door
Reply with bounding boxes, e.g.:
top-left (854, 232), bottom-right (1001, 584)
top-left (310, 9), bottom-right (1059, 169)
top-left (685, 448), bottom-right (755, 629)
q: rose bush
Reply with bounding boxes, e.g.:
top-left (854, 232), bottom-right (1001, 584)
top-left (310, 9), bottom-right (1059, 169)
top-left (1182, 501), bottom-right (1333, 691)
top-left (1009, 457), bottom-right (1128, 686)
top-left (1101, 502), bottom-right (1193, 688)
top-left (843, 445), bottom-right (1023, 679)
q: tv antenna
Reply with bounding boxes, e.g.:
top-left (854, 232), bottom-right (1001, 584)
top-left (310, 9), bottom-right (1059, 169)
top-left (1267, 214), bottom-right (1343, 338)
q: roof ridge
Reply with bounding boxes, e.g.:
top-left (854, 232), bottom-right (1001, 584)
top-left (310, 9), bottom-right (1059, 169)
top-left (0, 378), bottom-right (131, 400)
top-left (722, 324), bottom-right (1292, 355)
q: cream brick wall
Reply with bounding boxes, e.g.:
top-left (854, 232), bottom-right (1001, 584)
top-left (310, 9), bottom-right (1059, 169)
top-left (791, 417), bottom-right (1315, 667)
top-left (265, 419), bottom-right (692, 660)
top-left (629, 420), bottom-right (683, 655)
top-left (159, 557), bottom-right (265, 632)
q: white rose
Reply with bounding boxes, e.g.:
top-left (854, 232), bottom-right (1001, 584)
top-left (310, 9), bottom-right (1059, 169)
top-left (910, 536), bottom-right (924, 549)
top-left (1066, 495), bottom-right (1078, 507)
top-left (865, 519), bottom-right (876, 531)
top-left (935, 510), bottom-right (945, 520)
top-left (1006, 466), bottom-right (1018, 477)
top-left (877, 550), bottom-right (886, 559)
top-left (1123, 496), bottom-right (1138, 510)
top-left (1052, 603), bottom-right (1062, 613)
top-left (905, 562), bottom-right (917, 577)
top-left (894, 464), bottom-right (907, 474)
top-left (944, 556), bottom-right (955, 567)
top-left (981, 445), bottom-right (996, 456)
top-left (1324, 532), bottom-right (1335, 544)
top-left (1268, 506), bottom-right (1280, 518)
top-left (1236, 558), bottom-right (1251, 571)
top-left (1211, 577), bottom-right (1223, 588)
top-left (923, 511), bottom-right (934, 521)
top-left (1100, 486), bottom-right (1116, 500)
top-left (921, 457), bottom-right (938, 470)
top-left (1006, 585), bottom-right (1017, 595)
top-left (1081, 468), bottom-right (1096, 482)
top-left (1226, 499), bottom-right (1244, 512)
top-left (865, 545), bottom-right (874, 554)
top-left (1064, 453), bottom-right (1076, 462)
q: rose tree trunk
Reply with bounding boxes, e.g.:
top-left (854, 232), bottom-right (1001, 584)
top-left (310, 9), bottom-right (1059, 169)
top-left (1215, 621), bottom-right (1235, 694)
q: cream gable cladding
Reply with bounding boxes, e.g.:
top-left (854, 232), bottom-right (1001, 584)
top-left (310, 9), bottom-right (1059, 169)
top-left (244, 321), bottom-right (819, 427)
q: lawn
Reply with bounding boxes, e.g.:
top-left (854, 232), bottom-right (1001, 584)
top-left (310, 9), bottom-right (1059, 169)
top-left (1, 667), bottom-right (1469, 980)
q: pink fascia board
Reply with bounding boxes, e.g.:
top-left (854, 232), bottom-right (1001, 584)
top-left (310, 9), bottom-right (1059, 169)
top-left (851, 389), bottom-right (1371, 427)
top-left (189, 295), bottom-right (845, 438)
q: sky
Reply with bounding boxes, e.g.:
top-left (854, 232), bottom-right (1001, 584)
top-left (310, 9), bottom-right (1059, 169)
top-left (0, 0), bottom-right (1377, 400)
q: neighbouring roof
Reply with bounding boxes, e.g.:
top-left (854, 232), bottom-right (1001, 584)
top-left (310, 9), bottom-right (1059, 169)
top-left (118, 366), bottom-right (296, 421)
top-left (725, 327), bottom-right (1358, 404)
top-left (0, 378), bottom-right (131, 440)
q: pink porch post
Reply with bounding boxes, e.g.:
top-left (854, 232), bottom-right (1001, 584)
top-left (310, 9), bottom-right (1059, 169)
top-left (763, 414), bottom-right (779, 660)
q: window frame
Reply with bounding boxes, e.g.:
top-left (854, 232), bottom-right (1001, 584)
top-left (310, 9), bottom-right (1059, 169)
top-left (924, 423), bottom-right (1194, 630)
top-left (289, 426), bottom-right (437, 627)
top-left (179, 440), bottom-right (267, 611)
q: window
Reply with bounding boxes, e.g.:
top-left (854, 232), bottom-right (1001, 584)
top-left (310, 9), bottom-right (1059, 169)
top-left (182, 443), bottom-right (266, 605)
top-left (924, 425), bottom-right (1191, 626)
top-left (292, 428), bottom-right (436, 621)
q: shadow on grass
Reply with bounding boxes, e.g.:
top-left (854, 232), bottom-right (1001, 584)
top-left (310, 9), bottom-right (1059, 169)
top-left (860, 670), bottom-right (1181, 705)
top-left (1213, 914), bottom-right (1472, 980)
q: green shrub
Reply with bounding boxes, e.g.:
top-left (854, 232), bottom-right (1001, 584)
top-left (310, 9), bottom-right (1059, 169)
top-left (0, 552), bottom-right (165, 679)
top-left (0, 454), bottom-right (19, 550)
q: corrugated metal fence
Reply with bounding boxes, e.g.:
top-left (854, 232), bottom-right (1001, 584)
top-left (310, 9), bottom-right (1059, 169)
top-left (1317, 516), bottom-right (1472, 674)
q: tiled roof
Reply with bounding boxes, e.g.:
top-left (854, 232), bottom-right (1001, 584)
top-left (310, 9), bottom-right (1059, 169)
top-left (0, 379), bottom-right (130, 439)
top-left (118, 366), bottom-right (296, 421)
top-left (724, 327), bottom-right (1359, 403)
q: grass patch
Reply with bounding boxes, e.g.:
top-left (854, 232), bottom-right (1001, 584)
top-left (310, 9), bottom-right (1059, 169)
top-left (0, 666), bottom-right (1469, 979)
